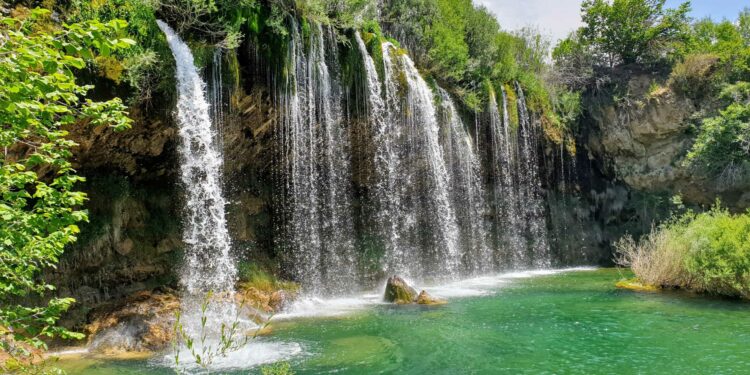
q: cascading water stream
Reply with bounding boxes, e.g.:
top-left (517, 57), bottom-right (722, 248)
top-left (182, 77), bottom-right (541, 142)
top-left (280, 22), bottom-right (357, 294)
top-left (209, 49), bottom-right (225, 150)
top-left (378, 42), bottom-right (461, 280)
top-left (488, 88), bottom-right (525, 266)
top-left (354, 32), bottom-right (408, 277)
top-left (487, 83), bottom-right (551, 268)
top-left (437, 88), bottom-right (492, 274)
top-left (157, 20), bottom-right (236, 298)
top-left (158, 21), bottom-right (306, 369)
top-left (515, 84), bottom-right (550, 267)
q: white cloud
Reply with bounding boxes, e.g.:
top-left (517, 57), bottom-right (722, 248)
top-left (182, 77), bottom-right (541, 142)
top-left (476, 0), bottom-right (584, 42)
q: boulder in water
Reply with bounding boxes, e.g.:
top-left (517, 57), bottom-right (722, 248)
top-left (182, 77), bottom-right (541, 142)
top-left (384, 276), bottom-right (418, 304)
top-left (416, 290), bottom-right (447, 305)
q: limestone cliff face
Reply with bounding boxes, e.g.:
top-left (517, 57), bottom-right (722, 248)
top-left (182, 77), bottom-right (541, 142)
top-left (583, 70), bottom-right (750, 209)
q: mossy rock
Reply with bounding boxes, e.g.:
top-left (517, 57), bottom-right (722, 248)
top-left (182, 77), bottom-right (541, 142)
top-left (616, 279), bottom-right (659, 292)
top-left (384, 276), bottom-right (417, 304)
top-left (416, 290), bottom-right (447, 305)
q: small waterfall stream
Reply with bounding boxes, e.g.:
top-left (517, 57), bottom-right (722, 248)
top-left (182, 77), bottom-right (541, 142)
top-left (377, 42), bottom-right (461, 280)
top-left (157, 20), bottom-right (236, 296)
top-left (489, 88), bottom-right (525, 266)
top-left (279, 22), bottom-right (357, 294)
top-left (515, 84), bottom-right (551, 267)
top-left (487, 84), bottom-right (551, 268)
top-left (437, 88), bottom-right (492, 274)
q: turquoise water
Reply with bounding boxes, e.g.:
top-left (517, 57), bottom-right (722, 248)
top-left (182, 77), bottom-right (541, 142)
top-left (61, 269), bottom-right (750, 374)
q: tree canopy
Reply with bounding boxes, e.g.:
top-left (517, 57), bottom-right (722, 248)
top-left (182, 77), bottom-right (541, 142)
top-left (578, 0), bottom-right (691, 66)
top-left (0, 8), bottom-right (132, 370)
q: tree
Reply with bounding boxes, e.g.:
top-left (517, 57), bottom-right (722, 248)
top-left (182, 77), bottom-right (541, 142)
top-left (739, 8), bottom-right (750, 45)
top-left (579, 0), bottom-right (691, 65)
top-left (551, 31), bottom-right (595, 90)
top-left (0, 7), bottom-right (133, 370)
top-left (686, 83), bottom-right (750, 182)
top-left (464, 5), bottom-right (499, 76)
top-left (425, 0), bottom-right (471, 81)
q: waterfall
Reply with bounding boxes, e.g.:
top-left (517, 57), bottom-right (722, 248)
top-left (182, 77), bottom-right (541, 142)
top-left (158, 18), bottom-right (554, 304)
top-left (489, 87), bottom-right (525, 266)
top-left (515, 84), bottom-right (550, 267)
top-left (354, 32), bottom-right (407, 277)
top-left (157, 20), bottom-right (236, 296)
top-left (437, 88), bottom-right (492, 274)
top-left (372, 42), bottom-right (461, 280)
top-left (279, 22), bottom-right (357, 294)
top-left (487, 83), bottom-right (551, 268)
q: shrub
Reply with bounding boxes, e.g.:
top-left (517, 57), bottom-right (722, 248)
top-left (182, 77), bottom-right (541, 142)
top-left (615, 227), bottom-right (691, 288)
top-left (686, 97), bottom-right (750, 181)
top-left (262, 362), bottom-right (295, 375)
top-left (237, 262), bottom-right (298, 293)
top-left (616, 206), bottom-right (750, 298)
top-left (682, 208), bottom-right (750, 298)
top-left (668, 53), bottom-right (720, 100)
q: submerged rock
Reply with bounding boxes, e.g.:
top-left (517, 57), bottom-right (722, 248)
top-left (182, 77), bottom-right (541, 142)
top-left (416, 290), bottom-right (447, 305)
top-left (383, 276), bottom-right (418, 304)
top-left (616, 279), bottom-right (659, 292)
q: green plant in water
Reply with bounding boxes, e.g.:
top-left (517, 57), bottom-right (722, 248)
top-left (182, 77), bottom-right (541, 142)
top-left (172, 291), bottom-right (273, 373)
top-left (262, 361), bottom-right (295, 375)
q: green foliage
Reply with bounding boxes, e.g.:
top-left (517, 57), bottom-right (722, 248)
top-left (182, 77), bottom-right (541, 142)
top-left (551, 32), bottom-right (595, 90)
top-left (685, 86), bottom-right (750, 179)
top-left (682, 207), bottom-right (750, 298)
top-left (667, 53), bottom-right (720, 99)
top-left (579, 0), bottom-right (691, 65)
top-left (617, 204), bottom-right (750, 299)
top-left (424, 0), bottom-right (469, 81)
top-left (172, 291), bottom-right (270, 372)
top-left (380, 0), bottom-right (553, 113)
top-left (0, 7), bottom-right (132, 368)
top-left (261, 362), bottom-right (295, 375)
top-left (676, 17), bottom-right (750, 81)
top-left (295, 0), bottom-right (375, 29)
top-left (67, 0), bottom-right (169, 104)
top-left (237, 262), bottom-right (299, 293)
top-left (550, 88), bottom-right (582, 133)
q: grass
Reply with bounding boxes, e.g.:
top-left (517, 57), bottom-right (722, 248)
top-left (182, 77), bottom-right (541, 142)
top-left (237, 262), bottom-right (299, 293)
top-left (615, 205), bottom-right (750, 298)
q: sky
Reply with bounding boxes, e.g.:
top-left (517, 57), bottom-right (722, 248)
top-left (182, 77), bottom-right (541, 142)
top-left (476, 0), bottom-right (749, 43)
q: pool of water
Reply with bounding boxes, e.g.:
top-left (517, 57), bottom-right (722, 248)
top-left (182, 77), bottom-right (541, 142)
top-left (60, 268), bottom-right (750, 374)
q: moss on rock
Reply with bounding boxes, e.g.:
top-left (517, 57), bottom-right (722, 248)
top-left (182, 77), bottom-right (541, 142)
top-left (384, 276), bottom-right (418, 304)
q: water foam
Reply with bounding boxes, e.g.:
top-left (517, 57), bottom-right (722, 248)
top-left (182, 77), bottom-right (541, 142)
top-left (277, 267), bottom-right (598, 318)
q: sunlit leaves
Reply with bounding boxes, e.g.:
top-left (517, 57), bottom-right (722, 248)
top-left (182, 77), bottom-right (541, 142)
top-left (0, 7), bottom-right (132, 367)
